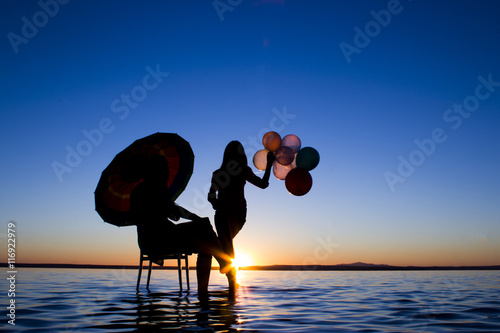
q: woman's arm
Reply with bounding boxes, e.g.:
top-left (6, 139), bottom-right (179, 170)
top-left (207, 184), bottom-right (218, 209)
top-left (168, 202), bottom-right (201, 221)
top-left (246, 152), bottom-right (275, 189)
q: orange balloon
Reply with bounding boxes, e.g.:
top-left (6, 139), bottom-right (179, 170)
top-left (262, 131), bottom-right (281, 152)
top-left (285, 168), bottom-right (312, 196)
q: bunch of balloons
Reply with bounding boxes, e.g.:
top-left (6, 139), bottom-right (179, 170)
top-left (253, 131), bottom-right (320, 196)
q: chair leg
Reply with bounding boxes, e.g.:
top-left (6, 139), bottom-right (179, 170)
top-left (146, 260), bottom-right (153, 290)
top-left (185, 255), bottom-right (190, 291)
top-left (177, 254), bottom-right (183, 291)
top-left (137, 252), bottom-right (190, 292)
top-left (136, 255), bottom-right (143, 291)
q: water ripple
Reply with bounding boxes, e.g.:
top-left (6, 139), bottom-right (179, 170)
top-left (1, 269), bottom-right (499, 332)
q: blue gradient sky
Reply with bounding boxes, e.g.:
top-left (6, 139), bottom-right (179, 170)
top-left (1, 0), bottom-right (499, 266)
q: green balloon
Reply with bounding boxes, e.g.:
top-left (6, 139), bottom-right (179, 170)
top-left (296, 147), bottom-right (320, 171)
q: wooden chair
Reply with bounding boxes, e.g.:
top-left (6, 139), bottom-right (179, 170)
top-left (136, 250), bottom-right (191, 291)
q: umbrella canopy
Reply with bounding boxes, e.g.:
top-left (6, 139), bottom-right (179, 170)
top-left (94, 133), bottom-right (194, 226)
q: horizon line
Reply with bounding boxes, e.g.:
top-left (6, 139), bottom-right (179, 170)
top-left (3, 262), bottom-right (500, 271)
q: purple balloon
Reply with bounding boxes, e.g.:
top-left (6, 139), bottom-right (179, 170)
top-left (275, 146), bottom-right (294, 165)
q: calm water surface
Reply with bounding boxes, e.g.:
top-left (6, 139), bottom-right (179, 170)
top-left (2, 268), bottom-right (500, 332)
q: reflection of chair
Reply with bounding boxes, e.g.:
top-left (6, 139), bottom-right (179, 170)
top-left (136, 250), bottom-right (191, 291)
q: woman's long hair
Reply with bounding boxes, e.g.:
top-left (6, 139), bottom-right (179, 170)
top-left (212, 141), bottom-right (247, 191)
top-left (221, 141), bottom-right (247, 169)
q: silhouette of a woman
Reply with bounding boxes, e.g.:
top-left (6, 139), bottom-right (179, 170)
top-left (130, 155), bottom-right (231, 299)
top-left (208, 141), bottom-right (274, 282)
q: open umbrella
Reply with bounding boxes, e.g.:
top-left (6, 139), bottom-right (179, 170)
top-left (94, 132), bottom-right (194, 226)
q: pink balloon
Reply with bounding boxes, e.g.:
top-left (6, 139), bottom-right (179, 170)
top-left (281, 134), bottom-right (301, 154)
top-left (291, 153), bottom-right (297, 169)
top-left (273, 161), bottom-right (292, 180)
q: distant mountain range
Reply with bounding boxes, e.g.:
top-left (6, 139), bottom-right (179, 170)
top-left (4, 262), bottom-right (500, 271)
top-left (244, 262), bottom-right (500, 271)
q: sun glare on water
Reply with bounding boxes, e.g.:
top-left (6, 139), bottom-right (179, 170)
top-left (231, 250), bottom-right (255, 270)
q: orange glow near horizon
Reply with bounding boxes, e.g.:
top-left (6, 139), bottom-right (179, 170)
top-left (12, 245), bottom-right (500, 268)
top-left (232, 250), bottom-right (256, 270)
top-left (10, 235), bottom-right (500, 268)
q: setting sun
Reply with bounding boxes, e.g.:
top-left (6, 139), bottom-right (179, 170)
top-left (231, 250), bottom-right (255, 270)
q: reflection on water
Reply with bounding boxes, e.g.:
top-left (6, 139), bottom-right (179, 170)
top-left (91, 290), bottom-right (240, 332)
top-left (2, 268), bottom-right (500, 332)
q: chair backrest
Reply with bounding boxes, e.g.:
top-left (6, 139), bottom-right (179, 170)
top-left (136, 220), bottom-right (179, 257)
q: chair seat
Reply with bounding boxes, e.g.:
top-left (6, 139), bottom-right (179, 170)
top-left (136, 250), bottom-right (191, 291)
